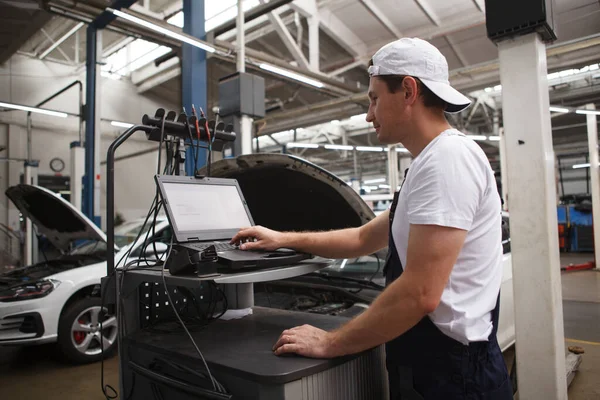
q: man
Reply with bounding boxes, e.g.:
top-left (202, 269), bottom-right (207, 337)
top-left (231, 38), bottom-right (512, 399)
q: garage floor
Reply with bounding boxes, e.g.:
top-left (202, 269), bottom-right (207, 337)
top-left (1, 253), bottom-right (599, 400)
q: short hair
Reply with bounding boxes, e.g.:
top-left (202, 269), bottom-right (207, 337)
top-left (368, 59), bottom-right (447, 110)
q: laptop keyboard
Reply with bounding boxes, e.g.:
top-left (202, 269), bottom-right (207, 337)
top-left (187, 242), bottom-right (237, 252)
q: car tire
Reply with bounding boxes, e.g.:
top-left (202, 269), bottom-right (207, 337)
top-left (57, 297), bottom-right (118, 364)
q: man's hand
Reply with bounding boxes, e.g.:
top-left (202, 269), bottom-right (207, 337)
top-left (273, 325), bottom-right (338, 358)
top-left (230, 226), bottom-right (284, 251)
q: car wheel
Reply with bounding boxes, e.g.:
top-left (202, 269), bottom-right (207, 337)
top-left (57, 297), bottom-right (118, 364)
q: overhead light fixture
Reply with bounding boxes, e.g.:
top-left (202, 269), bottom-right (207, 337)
top-left (356, 146), bottom-right (384, 152)
top-left (573, 163), bottom-right (591, 169)
top-left (108, 8), bottom-right (216, 53)
top-left (0, 101), bottom-right (68, 118)
top-left (364, 178), bottom-right (386, 184)
top-left (379, 184), bottom-right (390, 189)
top-left (488, 136), bottom-right (501, 141)
top-left (287, 142), bottom-right (319, 149)
top-left (470, 135), bottom-right (488, 141)
top-left (549, 106), bottom-right (570, 113)
top-left (259, 63), bottom-right (324, 88)
top-left (324, 144), bottom-right (354, 150)
top-left (575, 109), bottom-right (600, 116)
top-left (395, 147), bottom-right (410, 153)
top-left (111, 120), bottom-right (134, 128)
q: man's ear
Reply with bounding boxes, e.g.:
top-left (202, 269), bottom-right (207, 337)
top-left (402, 77), bottom-right (419, 106)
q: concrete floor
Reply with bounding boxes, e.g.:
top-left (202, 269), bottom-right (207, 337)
top-left (1, 253), bottom-right (599, 399)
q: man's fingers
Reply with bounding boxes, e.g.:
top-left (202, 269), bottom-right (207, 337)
top-left (240, 240), bottom-right (267, 251)
top-left (274, 343), bottom-right (300, 356)
top-left (272, 333), bottom-right (294, 350)
top-left (230, 227), bottom-right (254, 244)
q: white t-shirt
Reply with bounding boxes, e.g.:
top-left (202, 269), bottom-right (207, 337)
top-left (392, 129), bottom-right (502, 344)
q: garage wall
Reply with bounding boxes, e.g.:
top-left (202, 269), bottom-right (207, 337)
top-left (0, 54), bottom-right (179, 231)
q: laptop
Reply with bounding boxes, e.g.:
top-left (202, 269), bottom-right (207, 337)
top-left (155, 175), bottom-right (312, 270)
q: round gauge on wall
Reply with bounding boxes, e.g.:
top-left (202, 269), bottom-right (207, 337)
top-left (50, 157), bottom-right (65, 173)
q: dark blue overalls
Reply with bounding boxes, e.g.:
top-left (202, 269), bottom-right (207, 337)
top-left (384, 190), bottom-right (513, 400)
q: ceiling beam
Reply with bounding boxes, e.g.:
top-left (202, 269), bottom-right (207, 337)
top-left (328, 58), bottom-right (368, 77)
top-left (39, 28), bottom-right (71, 63)
top-left (0, 10), bottom-right (50, 65)
top-left (357, 0), bottom-right (402, 38)
top-left (414, 0), bottom-right (441, 26)
top-left (410, 10), bottom-right (484, 40)
top-left (132, 55), bottom-right (180, 93)
top-left (39, 21), bottom-right (84, 60)
top-left (238, 14), bottom-right (295, 44)
top-left (307, 2), bottom-right (367, 57)
top-left (472, 0), bottom-right (485, 12)
top-left (445, 36), bottom-right (469, 67)
top-left (266, 10), bottom-right (311, 69)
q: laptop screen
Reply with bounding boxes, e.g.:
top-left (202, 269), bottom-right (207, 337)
top-left (162, 182), bottom-right (252, 233)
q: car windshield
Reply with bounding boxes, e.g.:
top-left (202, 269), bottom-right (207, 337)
top-left (318, 254), bottom-right (385, 284)
top-left (68, 220), bottom-right (155, 256)
top-left (113, 221), bottom-right (153, 249)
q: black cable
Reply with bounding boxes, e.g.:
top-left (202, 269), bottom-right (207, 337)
top-left (263, 283), bottom-right (272, 308)
top-left (99, 194), bottom-right (161, 400)
top-left (160, 236), bottom-right (219, 392)
top-left (367, 253), bottom-right (382, 284)
top-left (182, 108), bottom-right (198, 174)
top-left (99, 272), bottom-right (118, 400)
top-left (156, 357), bottom-right (227, 393)
top-left (157, 113), bottom-right (167, 176)
top-left (208, 113), bottom-right (219, 177)
top-left (349, 254), bottom-right (382, 294)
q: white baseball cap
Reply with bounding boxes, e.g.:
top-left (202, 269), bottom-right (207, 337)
top-left (368, 38), bottom-right (471, 113)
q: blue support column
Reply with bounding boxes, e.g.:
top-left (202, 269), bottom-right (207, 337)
top-left (83, 24), bottom-right (96, 221)
top-left (182, 0), bottom-right (207, 175)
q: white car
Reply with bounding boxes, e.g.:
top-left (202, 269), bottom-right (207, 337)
top-left (0, 184), bottom-right (170, 363)
top-left (0, 156), bottom-right (515, 364)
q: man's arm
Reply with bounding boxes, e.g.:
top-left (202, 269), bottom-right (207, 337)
top-left (272, 223), bottom-right (467, 358)
top-left (230, 210), bottom-right (390, 259)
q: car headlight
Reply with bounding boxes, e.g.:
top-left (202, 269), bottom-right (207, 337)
top-left (0, 279), bottom-right (61, 302)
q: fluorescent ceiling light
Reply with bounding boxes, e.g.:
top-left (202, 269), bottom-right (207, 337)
top-left (0, 101), bottom-right (68, 118)
top-left (108, 8), bottom-right (216, 53)
top-left (470, 135), bottom-right (488, 141)
top-left (324, 144), bottom-right (353, 150)
top-left (287, 142), bottom-right (319, 149)
top-left (379, 184), bottom-right (390, 189)
top-left (575, 109), bottom-right (600, 116)
top-left (362, 185), bottom-right (379, 191)
top-left (364, 178), bottom-right (386, 184)
top-left (356, 146), bottom-right (384, 152)
top-left (395, 147), bottom-right (410, 152)
top-left (111, 120), bottom-right (134, 128)
top-left (259, 63), bottom-right (324, 88)
top-left (549, 106), bottom-right (569, 113)
top-left (573, 163), bottom-right (591, 169)
top-left (488, 136), bottom-right (501, 141)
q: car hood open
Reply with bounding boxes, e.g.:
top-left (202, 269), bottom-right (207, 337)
top-left (199, 153), bottom-right (376, 232)
top-left (5, 184), bottom-right (107, 252)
